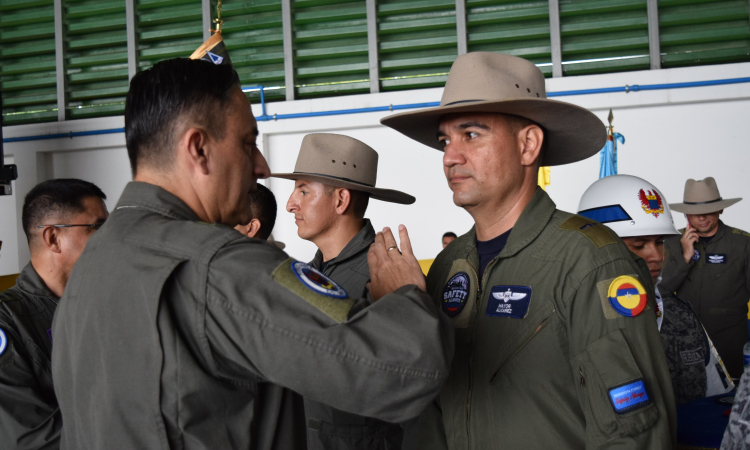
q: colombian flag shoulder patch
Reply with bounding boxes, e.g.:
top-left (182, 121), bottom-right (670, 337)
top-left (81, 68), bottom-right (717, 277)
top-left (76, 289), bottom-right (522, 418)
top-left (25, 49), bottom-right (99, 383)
top-left (607, 275), bottom-right (647, 317)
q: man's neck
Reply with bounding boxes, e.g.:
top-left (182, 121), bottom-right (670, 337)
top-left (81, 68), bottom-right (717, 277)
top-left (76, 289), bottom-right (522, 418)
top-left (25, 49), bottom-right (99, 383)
top-left (469, 182), bottom-right (536, 242)
top-left (313, 218), bottom-right (365, 262)
top-left (134, 171), bottom-right (211, 222)
top-left (29, 258), bottom-right (65, 299)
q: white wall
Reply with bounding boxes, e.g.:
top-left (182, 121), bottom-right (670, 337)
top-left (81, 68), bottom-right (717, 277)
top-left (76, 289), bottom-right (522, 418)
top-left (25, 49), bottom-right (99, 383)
top-left (1, 61), bottom-right (749, 273)
top-left (0, 155), bottom-right (18, 275)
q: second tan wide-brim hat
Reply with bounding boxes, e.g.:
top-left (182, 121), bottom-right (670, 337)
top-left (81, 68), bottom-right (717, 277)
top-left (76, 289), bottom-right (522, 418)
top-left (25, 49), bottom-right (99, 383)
top-left (380, 52), bottom-right (606, 167)
top-left (669, 177), bottom-right (741, 214)
top-left (271, 133), bottom-right (415, 205)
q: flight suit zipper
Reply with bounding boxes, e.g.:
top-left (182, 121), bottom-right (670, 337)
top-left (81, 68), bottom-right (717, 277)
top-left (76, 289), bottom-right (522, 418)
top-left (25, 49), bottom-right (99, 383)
top-left (488, 316), bottom-right (551, 384)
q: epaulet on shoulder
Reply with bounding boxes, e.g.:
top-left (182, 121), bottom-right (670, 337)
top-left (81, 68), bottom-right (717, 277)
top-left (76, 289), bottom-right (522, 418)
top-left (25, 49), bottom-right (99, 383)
top-left (732, 228), bottom-right (750, 238)
top-left (558, 215), bottom-right (618, 249)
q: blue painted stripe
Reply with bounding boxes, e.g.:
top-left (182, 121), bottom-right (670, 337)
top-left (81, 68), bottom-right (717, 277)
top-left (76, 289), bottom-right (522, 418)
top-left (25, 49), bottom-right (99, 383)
top-left (579, 205), bottom-right (631, 223)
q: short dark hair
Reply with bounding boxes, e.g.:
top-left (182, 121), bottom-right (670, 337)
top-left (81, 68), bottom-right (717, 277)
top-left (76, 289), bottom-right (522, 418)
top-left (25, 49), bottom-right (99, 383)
top-left (323, 185), bottom-right (370, 219)
top-left (249, 184), bottom-right (277, 241)
top-left (125, 58), bottom-right (241, 175)
top-left (22, 179), bottom-right (106, 243)
top-left (442, 232), bottom-right (457, 239)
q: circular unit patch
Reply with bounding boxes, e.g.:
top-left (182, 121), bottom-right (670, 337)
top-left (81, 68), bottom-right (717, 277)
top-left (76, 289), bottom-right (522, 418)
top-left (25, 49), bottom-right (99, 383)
top-left (608, 275), bottom-right (647, 317)
top-left (0, 328), bottom-right (7, 357)
top-left (442, 272), bottom-right (470, 317)
top-left (291, 261), bottom-right (348, 299)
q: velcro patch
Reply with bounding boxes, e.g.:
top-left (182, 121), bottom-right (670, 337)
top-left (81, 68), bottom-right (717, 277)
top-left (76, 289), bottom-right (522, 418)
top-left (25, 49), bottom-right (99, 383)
top-left (559, 215), bottom-right (617, 249)
top-left (607, 276), bottom-right (647, 317)
top-left (485, 286), bottom-right (531, 319)
top-left (680, 348), bottom-right (705, 366)
top-left (608, 379), bottom-right (651, 414)
top-left (597, 275), bottom-right (649, 320)
top-left (272, 258), bottom-right (354, 323)
top-left (443, 272), bottom-right (470, 317)
top-left (707, 253), bottom-right (726, 264)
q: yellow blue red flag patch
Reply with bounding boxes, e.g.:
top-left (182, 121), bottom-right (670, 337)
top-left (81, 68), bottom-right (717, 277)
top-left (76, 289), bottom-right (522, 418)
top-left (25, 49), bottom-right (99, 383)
top-left (607, 275), bottom-right (647, 317)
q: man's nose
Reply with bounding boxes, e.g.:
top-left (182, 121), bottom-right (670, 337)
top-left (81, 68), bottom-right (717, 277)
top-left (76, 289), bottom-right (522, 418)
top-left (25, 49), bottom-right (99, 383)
top-left (443, 139), bottom-right (465, 167)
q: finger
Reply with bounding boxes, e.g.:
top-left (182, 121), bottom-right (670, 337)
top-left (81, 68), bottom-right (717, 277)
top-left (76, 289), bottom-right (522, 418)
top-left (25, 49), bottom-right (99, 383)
top-left (398, 224), bottom-right (415, 257)
top-left (381, 227), bottom-right (399, 256)
top-left (371, 232), bottom-right (389, 260)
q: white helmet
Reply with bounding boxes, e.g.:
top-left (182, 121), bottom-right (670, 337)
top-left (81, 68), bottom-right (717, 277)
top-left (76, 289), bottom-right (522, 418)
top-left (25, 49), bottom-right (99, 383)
top-left (577, 174), bottom-right (680, 238)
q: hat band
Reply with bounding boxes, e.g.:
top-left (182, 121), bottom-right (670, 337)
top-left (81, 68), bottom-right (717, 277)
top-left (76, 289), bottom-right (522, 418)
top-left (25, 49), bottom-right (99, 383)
top-left (684, 197), bottom-right (723, 205)
top-left (292, 172), bottom-right (375, 188)
top-left (443, 99), bottom-right (483, 106)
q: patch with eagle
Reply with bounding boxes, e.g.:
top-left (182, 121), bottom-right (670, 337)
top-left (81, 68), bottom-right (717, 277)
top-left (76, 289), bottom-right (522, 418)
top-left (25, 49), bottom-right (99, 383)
top-left (638, 189), bottom-right (664, 218)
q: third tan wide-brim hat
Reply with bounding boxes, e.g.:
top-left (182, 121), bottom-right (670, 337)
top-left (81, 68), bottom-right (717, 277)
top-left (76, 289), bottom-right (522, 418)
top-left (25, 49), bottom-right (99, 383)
top-left (271, 133), bottom-right (415, 205)
top-left (380, 52), bottom-right (606, 167)
top-left (669, 177), bottom-right (741, 214)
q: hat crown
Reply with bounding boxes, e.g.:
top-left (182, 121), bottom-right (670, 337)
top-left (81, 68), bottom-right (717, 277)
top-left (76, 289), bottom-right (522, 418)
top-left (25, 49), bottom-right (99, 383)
top-left (684, 177), bottom-right (722, 203)
top-left (440, 52), bottom-right (547, 106)
top-left (293, 133), bottom-right (378, 187)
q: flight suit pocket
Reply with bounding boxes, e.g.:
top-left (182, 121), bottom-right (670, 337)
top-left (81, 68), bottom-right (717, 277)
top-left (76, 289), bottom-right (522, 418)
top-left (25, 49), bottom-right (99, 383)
top-left (571, 329), bottom-right (657, 446)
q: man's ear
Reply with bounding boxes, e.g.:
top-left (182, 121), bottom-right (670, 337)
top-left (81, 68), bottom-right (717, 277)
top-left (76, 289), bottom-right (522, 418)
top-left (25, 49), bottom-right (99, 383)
top-left (247, 219), bottom-right (262, 239)
top-left (334, 188), bottom-right (352, 216)
top-left (40, 226), bottom-right (62, 254)
top-left (518, 124), bottom-right (544, 167)
top-left (182, 127), bottom-right (210, 175)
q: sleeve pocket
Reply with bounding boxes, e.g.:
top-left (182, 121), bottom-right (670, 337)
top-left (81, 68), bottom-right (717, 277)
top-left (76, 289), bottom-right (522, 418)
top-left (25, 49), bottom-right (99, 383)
top-left (571, 328), bottom-right (658, 446)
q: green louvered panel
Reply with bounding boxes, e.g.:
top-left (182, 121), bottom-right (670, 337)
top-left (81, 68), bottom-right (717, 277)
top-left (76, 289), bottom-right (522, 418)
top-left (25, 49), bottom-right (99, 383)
top-left (222, 0), bottom-right (286, 101)
top-left (378, 0), bottom-right (457, 91)
top-left (137, 0), bottom-right (203, 70)
top-left (560, 0), bottom-right (650, 76)
top-left (0, 0), bottom-right (57, 125)
top-left (659, 0), bottom-right (750, 68)
top-left (467, 0), bottom-right (552, 76)
top-left (65, 0), bottom-right (128, 119)
top-left (292, 0), bottom-right (369, 98)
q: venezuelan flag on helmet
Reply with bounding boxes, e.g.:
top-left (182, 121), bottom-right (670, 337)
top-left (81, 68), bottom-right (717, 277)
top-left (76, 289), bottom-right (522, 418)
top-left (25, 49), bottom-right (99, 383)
top-left (607, 276), bottom-right (647, 317)
top-left (190, 32), bottom-right (232, 66)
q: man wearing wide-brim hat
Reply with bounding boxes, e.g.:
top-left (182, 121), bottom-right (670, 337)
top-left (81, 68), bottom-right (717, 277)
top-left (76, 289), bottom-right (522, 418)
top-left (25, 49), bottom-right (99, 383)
top-left (662, 177), bottom-right (748, 378)
top-left (272, 133), bottom-right (418, 450)
top-left (381, 52), bottom-right (676, 449)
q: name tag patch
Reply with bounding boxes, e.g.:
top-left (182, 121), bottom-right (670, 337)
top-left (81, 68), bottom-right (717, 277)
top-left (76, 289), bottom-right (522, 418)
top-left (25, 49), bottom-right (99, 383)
top-left (0, 328), bottom-right (7, 357)
top-left (609, 379), bottom-right (651, 414)
top-left (486, 286), bottom-right (531, 319)
top-left (707, 253), bottom-right (726, 264)
top-left (680, 348), bottom-right (705, 366)
top-left (443, 272), bottom-right (470, 317)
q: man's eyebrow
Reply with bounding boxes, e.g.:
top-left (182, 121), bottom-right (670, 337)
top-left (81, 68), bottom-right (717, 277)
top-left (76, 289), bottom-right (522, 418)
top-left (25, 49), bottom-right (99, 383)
top-left (457, 121), bottom-right (490, 130)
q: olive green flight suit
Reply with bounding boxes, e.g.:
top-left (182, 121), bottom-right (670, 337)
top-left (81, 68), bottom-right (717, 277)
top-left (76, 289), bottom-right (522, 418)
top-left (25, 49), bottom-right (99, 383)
top-left (51, 182), bottom-right (454, 450)
top-left (0, 263), bottom-right (61, 450)
top-left (410, 189), bottom-right (676, 450)
top-left (662, 222), bottom-right (750, 378)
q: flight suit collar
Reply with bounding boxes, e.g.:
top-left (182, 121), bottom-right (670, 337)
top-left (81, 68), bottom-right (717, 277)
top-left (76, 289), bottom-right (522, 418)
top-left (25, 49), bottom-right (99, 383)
top-left (311, 219), bottom-right (376, 270)
top-left (116, 181), bottom-right (202, 222)
top-left (707, 220), bottom-right (728, 243)
top-left (15, 262), bottom-right (58, 302)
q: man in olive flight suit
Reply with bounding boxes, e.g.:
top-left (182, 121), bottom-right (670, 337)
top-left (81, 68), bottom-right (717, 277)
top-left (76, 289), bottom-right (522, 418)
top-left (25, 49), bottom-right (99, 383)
top-left (381, 52), bottom-right (676, 449)
top-left (0, 178), bottom-right (108, 450)
top-left (276, 133), bottom-right (416, 450)
top-left (51, 58), bottom-right (453, 450)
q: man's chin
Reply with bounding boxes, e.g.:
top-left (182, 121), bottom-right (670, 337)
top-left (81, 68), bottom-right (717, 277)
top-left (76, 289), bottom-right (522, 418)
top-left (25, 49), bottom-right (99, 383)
top-left (452, 192), bottom-right (480, 209)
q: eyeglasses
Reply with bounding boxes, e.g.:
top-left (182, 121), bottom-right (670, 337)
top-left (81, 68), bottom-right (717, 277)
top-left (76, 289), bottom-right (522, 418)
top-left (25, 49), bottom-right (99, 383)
top-left (37, 224), bottom-right (104, 230)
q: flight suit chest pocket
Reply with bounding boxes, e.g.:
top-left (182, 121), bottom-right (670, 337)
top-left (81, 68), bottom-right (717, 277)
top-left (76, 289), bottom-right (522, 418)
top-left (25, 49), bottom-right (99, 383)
top-left (571, 329), bottom-right (657, 446)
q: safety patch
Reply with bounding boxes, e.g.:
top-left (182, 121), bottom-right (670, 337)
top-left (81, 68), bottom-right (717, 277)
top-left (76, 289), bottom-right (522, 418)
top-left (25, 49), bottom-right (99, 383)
top-left (442, 272), bottom-right (470, 317)
top-left (692, 249), bottom-right (701, 262)
top-left (559, 215), bottom-right (617, 249)
top-left (680, 348), bottom-right (705, 366)
top-left (607, 276), bottom-right (647, 317)
top-left (707, 253), bottom-right (726, 264)
top-left (272, 258), bottom-right (354, 323)
top-left (608, 379), bottom-right (651, 414)
top-left (485, 286), bottom-right (531, 319)
top-left (0, 328), bottom-right (6, 357)
top-left (638, 189), bottom-right (664, 218)
top-left (206, 51), bottom-right (224, 65)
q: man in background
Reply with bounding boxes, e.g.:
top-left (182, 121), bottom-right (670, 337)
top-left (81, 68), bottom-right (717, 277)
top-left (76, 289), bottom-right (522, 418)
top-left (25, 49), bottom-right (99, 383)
top-left (0, 178), bottom-right (108, 449)
top-left (662, 177), bottom-right (749, 378)
top-left (276, 132), bottom-right (416, 450)
top-left (441, 232), bottom-right (456, 248)
top-left (235, 183), bottom-right (277, 241)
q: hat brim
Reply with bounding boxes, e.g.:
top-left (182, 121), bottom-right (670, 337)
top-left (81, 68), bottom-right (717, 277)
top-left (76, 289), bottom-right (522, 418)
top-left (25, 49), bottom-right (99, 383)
top-left (669, 198), bottom-right (742, 214)
top-left (270, 173), bottom-right (416, 205)
top-left (380, 98), bottom-right (605, 167)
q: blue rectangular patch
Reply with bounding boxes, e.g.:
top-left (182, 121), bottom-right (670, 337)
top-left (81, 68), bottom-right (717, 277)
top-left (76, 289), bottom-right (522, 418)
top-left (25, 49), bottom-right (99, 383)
top-left (608, 379), bottom-right (651, 414)
top-left (707, 253), bottom-right (727, 264)
top-left (486, 286), bottom-right (531, 319)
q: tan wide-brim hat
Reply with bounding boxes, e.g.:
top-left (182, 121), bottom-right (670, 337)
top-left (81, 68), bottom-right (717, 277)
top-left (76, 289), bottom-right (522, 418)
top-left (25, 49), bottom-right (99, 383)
top-left (271, 133), bottom-right (415, 205)
top-left (380, 52), bottom-right (606, 167)
top-left (669, 177), bottom-right (741, 214)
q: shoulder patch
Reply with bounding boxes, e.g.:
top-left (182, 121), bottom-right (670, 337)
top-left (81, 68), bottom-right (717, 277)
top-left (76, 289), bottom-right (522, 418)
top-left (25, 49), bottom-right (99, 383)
top-left (597, 275), bottom-right (649, 319)
top-left (732, 228), bottom-right (750, 237)
top-left (559, 215), bottom-right (617, 249)
top-left (0, 328), bottom-right (6, 357)
top-left (272, 258), bottom-right (354, 323)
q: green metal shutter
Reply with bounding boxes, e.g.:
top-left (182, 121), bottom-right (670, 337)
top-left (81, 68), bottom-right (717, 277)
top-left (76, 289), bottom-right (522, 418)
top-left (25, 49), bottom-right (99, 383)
top-left (659, 0), bottom-right (750, 68)
top-left (559, 0), bottom-right (650, 76)
top-left (378, 0), bottom-right (457, 91)
top-left (65, 0), bottom-right (128, 119)
top-left (137, 0), bottom-right (203, 70)
top-left (467, 0), bottom-right (552, 77)
top-left (0, 0), bottom-right (57, 125)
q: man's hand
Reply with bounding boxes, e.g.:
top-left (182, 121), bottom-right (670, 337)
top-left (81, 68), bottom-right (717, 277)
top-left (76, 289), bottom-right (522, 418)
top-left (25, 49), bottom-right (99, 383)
top-left (367, 225), bottom-right (427, 301)
top-left (681, 222), bottom-right (699, 264)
